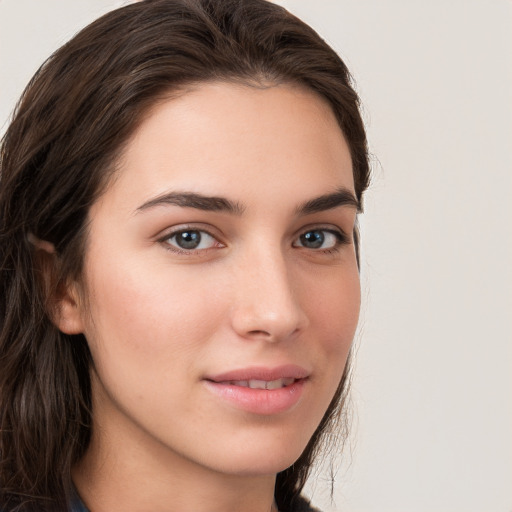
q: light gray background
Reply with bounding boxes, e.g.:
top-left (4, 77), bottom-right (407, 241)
top-left (1, 1), bottom-right (511, 511)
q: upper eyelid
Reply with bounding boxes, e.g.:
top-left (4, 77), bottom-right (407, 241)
top-left (293, 223), bottom-right (350, 239)
top-left (156, 224), bottom-right (222, 241)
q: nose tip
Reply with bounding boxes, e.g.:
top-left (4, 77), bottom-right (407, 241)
top-left (231, 300), bottom-right (306, 343)
top-left (238, 313), bottom-right (302, 342)
top-left (230, 255), bottom-right (308, 342)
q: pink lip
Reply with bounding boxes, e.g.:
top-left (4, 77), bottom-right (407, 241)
top-left (205, 364), bottom-right (310, 383)
top-left (203, 365), bottom-right (309, 415)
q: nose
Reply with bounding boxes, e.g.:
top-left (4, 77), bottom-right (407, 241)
top-left (230, 246), bottom-right (309, 342)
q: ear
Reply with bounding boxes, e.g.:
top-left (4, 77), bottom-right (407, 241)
top-left (28, 233), bottom-right (86, 335)
top-left (52, 280), bottom-right (85, 335)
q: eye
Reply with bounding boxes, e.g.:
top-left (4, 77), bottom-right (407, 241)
top-left (163, 229), bottom-right (220, 252)
top-left (293, 229), bottom-right (346, 250)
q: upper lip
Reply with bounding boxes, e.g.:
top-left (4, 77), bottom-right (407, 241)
top-left (204, 364), bottom-right (310, 383)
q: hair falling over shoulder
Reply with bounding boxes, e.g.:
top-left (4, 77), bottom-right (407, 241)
top-left (0, 1), bottom-right (370, 510)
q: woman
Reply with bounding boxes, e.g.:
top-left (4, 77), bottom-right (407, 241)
top-left (0, 1), bottom-right (370, 511)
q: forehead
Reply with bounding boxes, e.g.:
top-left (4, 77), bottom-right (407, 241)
top-left (96, 82), bottom-right (354, 215)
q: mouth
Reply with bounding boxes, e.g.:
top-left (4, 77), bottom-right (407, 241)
top-left (219, 378), bottom-right (297, 390)
top-left (203, 365), bottom-right (309, 415)
top-left (204, 364), bottom-right (309, 384)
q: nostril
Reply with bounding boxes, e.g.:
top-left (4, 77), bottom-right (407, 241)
top-left (247, 329), bottom-right (271, 337)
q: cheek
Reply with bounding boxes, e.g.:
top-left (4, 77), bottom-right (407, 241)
top-left (299, 262), bottom-right (360, 403)
top-left (289, 264), bottom-right (359, 440)
top-left (303, 264), bottom-right (360, 349)
top-left (81, 255), bottom-right (226, 382)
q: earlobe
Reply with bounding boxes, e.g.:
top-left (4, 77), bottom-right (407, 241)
top-left (53, 282), bottom-right (85, 335)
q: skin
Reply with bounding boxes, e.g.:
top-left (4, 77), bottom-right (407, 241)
top-left (58, 82), bottom-right (361, 512)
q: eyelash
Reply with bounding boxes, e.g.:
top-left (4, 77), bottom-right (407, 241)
top-left (158, 226), bottom-right (350, 255)
top-left (158, 226), bottom-right (222, 255)
top-left (294, 228), bottom-right (350, 254)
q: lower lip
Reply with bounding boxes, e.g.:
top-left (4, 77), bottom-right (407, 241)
top-left (203, 379), bottom-right (307, 415)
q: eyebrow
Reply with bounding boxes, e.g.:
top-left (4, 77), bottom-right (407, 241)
top-left (136, 191), bottom-right (245, 215)
top-left (295, 187), bottom-right (360, 215)
top-left (135, 187), bottom-right (360, 216)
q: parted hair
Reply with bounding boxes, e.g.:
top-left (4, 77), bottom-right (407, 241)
top-left (0, 0), bottom-right (370, 510)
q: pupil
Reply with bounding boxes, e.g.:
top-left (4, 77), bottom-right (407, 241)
top-left (301, 231), bottom-right (324, 248)
top-left (176, 231), bottom-right (201, 249)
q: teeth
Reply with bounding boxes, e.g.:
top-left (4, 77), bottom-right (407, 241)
top-left (265, 379), bottom-right (282, 390)
top-left (229, 380), bottom-right (248, 387)
top-left (249, 379), bottom-right (267, 389)
top-left (228, 378), bottom-right (295, 389)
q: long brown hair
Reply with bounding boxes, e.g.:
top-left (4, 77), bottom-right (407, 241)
top-left (0, 1), bottom-right (370, 510)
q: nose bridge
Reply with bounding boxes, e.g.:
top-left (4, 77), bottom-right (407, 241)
top-left (231, 241), bottom-right (307, 341)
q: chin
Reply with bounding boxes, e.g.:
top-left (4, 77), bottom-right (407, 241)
top-left (198, 427), bottom-right (313, 477)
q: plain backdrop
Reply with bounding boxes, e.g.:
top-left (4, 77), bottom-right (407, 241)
top-left (1, 1), bottom-right (511, 511)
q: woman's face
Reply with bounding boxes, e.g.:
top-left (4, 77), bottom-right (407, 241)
top-left (70, 82), bottom-right (360, 476)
